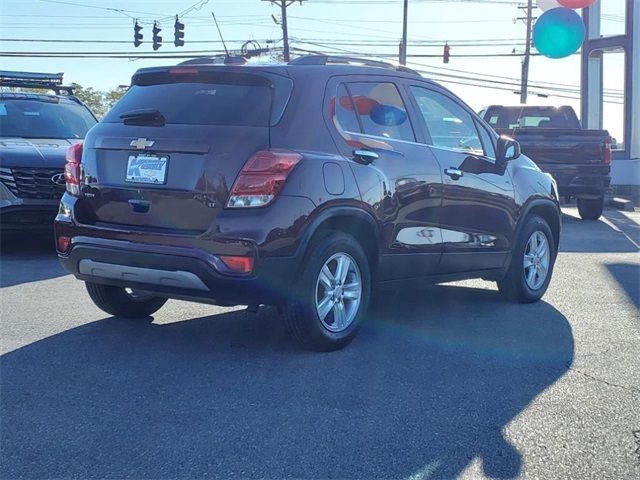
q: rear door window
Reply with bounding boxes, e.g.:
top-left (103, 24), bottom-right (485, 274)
top-left (104, 71), bottom-right (292, 127)
top-left (333, 84), bottom-right (361, 134)
top-left (341, 82), bottom-right (415, 142)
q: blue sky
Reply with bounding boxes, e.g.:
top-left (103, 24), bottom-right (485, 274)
top-left (0, 0), bottom-right (627, 141)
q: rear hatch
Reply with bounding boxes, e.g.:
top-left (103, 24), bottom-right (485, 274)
top-left (77, 66), bottom-right (292, 233)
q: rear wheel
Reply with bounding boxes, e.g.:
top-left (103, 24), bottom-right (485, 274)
top-left (498, 215), bottom-right (556, 303)
top-left (577, 196), bottom-right (604, 220)
top-left (85, 282), bottom-right (167, 318)
top-left (285, 232), bottom-right (371, 351)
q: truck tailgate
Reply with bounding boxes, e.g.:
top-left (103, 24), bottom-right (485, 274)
top-left (495, 128), bottom-right (608, 166)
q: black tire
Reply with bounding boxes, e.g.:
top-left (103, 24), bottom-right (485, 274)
top-left (498, 215), bottom-right (556, 303)
top-left (85, 282), bottom-right (167, 318)
top-left (577, 196), bottom-right (604, 220)
top-left (285, 232), bottom-right (371, 352)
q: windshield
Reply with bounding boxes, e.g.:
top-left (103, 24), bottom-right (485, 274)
top-left (0, 99), bottom-right (96, 139)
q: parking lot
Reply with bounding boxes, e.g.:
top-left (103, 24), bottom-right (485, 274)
top-left (1, 206), bottom-right (638, 479)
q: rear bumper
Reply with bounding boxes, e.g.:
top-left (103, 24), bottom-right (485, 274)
top-left (53, 191), bottom-right (318, 305)
top-left (547, 172), bottom-right (611, 197)
top-left (537, 162), bottom-right (611, 198)
top-left (58, 239), bottom-right (298, 306)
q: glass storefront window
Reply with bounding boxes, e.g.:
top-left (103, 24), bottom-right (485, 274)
top-left (600, 0), bottom-right (626, 37)
top-left (602, 49), bottom-right (626, 151)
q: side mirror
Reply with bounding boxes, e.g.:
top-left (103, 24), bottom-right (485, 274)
top-left (496, 135), bottom-right (521, 163)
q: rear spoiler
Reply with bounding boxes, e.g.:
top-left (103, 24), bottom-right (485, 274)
top-left (0, 70), bottom-right (75, 95)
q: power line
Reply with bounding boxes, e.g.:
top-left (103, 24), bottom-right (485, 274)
top-left (35, 0), bottom-right (212, 22)
top-left (288, 46), bottom-right (624, 104)
top-left (0, 38), bottom-right (278, 45)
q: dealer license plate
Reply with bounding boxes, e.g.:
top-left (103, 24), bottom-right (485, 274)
top-left (125, 154), bottom-right (168, 185)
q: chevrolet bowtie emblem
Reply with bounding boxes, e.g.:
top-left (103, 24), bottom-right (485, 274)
top-left (130, 138), bottom-right (155, 150)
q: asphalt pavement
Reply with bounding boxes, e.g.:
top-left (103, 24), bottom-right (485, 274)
top-left (1, 207), bottom-right (638, 479)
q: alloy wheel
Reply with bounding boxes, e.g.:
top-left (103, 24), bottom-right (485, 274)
top-left (523, 230), bottom-right (551, 290)
top-left (315, 252), bottom-right (362, 332)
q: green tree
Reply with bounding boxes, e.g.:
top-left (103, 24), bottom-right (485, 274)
top-left (104, 86), bottom-right (127, 111)
top-left (70, 83), bottom-right (106, 118)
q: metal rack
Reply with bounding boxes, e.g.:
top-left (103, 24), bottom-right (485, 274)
top-left (0, 71), bottom-right (74, 95)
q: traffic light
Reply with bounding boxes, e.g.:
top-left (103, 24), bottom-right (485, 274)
top-left (174, 16), bottom-right (185, 47)
top-left (152, 22), bottom-right (162, 51)
top-left (134, 21), bottom-right (143, 47)
top-left (443, 43), bottom-right (450, 64)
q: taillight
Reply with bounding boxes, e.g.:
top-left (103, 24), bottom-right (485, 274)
top-left (227, 149), bottom-right (302, 208)
top-left (603, 135), bottom-right (612, 166)
top-left (219, 255), bottom-right (254, 274)
top-left (168, 67), bottom-right (199, 75)
top-left (65, 142), bottom-right (83, 196)
top-left (56, 235), bottom-right (72, 254)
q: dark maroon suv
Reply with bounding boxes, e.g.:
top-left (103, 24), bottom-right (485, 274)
top-left (55, 56), bottom-right (561, 351)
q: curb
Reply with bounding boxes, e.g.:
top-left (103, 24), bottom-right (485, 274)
top-left (609, 197), bottom-right (635, 212)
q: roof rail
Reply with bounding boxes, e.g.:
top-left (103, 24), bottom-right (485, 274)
top-left (288, 55), bottom-right (420, 76)
top-left (0, 70), bottom-right (74, 95)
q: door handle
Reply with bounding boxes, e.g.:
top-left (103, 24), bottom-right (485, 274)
top-left (352, 149), bottom-right (379, 165)
top-left (444, 167), bottom-right (463, 180)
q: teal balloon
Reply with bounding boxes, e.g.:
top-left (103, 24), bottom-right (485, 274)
top-left (533, 7), bottom-right (585, 59)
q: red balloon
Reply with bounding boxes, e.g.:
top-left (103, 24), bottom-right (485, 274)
top-left (558, 0), bottom-right (597, 8)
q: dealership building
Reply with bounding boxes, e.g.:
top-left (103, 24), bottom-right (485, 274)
top-left (582, 0), bottom-right (639, 199)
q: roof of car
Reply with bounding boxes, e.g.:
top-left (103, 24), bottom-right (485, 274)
top-left (134, 59), bottom-right (439, 87)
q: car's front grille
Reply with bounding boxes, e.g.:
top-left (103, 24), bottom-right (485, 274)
top-left (0, 167), bottom-right (65, 200)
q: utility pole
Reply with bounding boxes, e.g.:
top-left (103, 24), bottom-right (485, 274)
top-left (520, 0), bottom-right (534, 104)
top-left (264, 1), bottom-right (305, 62)
top-left (399, 0), bottom-right (409, 65)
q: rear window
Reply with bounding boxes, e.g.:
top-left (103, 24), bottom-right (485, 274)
top-left (485, 107), bottom-right (580, 129)
top-left (103, 71), bottom-right (292, 127)
top-left (333, 82), bottom-right (415, 142)
top-left (0, 99), bottom-right (96, 139)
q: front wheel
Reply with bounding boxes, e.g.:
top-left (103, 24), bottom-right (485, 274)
top-left (85, 282), bottom-right (167, 318)
top-left (498, 215), bottom-right (556, 303)
top-left (285, 232), bottom-right (371, 351)
top-left (577, 196), bottom-right (604, 220)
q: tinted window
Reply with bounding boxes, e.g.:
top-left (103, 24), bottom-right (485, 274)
top-left (333, 84), bottom-right (361, 133)
top-left (485, 106), bottom-right (580, 129)
top-left (345, 82), bottom-right (415, 142)
top-left (410, 86), bottom-right (483, 155)
top-left (104, 82), bottom-right (273, 127)
top-left (0, 99), bottom-right (96, 139)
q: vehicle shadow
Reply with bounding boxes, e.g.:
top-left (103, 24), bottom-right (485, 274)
top-left (0, 233), bottom-right (66, 288)
top-left (603, 209), bottom-right (640, 247)
top-left (0, 285), bottom-right (574, 479)
top-left (606, 263), bottom-right (640, 309)
top-left (559, 210), bottom-right (639, 253)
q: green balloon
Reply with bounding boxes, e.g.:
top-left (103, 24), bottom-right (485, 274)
top-left (533, 7), bottom-right (585, 59)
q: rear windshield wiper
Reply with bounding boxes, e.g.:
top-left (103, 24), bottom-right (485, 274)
top-left (119, 108), bottom-right (166, 126)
